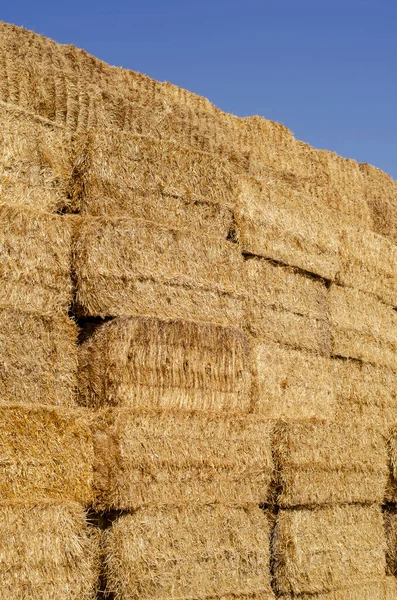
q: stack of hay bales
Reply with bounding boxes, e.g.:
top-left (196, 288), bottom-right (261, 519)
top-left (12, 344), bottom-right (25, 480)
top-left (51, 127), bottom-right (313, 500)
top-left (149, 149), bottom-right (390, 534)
top-left (2, 19), bottom-right (397, 599)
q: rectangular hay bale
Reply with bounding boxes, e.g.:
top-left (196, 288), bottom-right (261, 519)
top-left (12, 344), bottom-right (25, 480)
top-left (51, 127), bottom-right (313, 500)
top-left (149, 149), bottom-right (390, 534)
top-left (360, 162), bottom-right (397, 244)
top-left (280, 577), bottom-right (397, 599)
top-left (104, 505), bottom-right (275, 600)
top-left (0, 405), bottom-right (93, 504)
top-left (79, 315), bottom-right (251, 411)
top-left (273, 505), bottom-right (387, 596)
top-left (93, 408), bottom-right (273, 510)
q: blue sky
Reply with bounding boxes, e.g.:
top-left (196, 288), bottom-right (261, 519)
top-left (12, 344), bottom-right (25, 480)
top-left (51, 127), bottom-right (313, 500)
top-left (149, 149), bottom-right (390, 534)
top-left (3, 0), bottom-right (397, 178)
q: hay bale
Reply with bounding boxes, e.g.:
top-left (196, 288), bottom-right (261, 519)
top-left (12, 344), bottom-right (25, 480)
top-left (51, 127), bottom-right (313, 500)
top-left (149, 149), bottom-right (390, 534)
top-left (244, 258), bottom-right (330, 353)
top-left (0, 204), bottom-right (72, 313)
top-left (0, 502), bottom-right (98, 600)
top-left (0, 405), bottom-right (92, 504)
top-left (273, 421), bottom-right (388, 506)
top-left (93, 408), bottom-right (273, 510)
top-left (386, 427), bottom-right (397, 503)
top-left (329, 284), bottom-right (397, 369)
top-left (337, 225), bottom-right (397, 307)
top-left (273, 505), bottom-right (387, 595)
top-left (384, 506), bottom-right (397, 576)
top-left (251, 343), bottom-right (335, 420)
top-left (73, 216), bottom-right (244, 325)
top-left (360, 163), bottom-right (397, 244)
top-left (104, 505), bottom-right (275, 600)
top-left (78, 316), bottom-right (251, 411)
top-left (236, 176), bottom-right (341, 280)
top-left (0, 307), bottom-right (77, 406)
top-left (0, 103), bottom-right (71, 212)
top-left (280, 577), bottom-right (397, 599)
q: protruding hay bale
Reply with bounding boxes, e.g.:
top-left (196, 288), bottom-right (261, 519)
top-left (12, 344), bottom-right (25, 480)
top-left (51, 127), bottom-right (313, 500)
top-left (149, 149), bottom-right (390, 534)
top-left (93, 408), bottom-right (273, 510)
top-left (0, 405), bottom-right (92, 504)
top-left (79, 316), bottom-right (251, 411)
top-left (273, 505), bottom-right (387, 596)
top-left (280, 577), bottom-right (397, 599)
top-left (386, 428), bottom-right (397, 503)
top-left (360, 163), bottom-right (397, 244)
top-left (384, 506), bottom-right (397, 576)
top-left (0, 103), bottom-right (71, 212)
top-left (0, 502), bottom-right (99, 600)
top-left (0, 204), bottom-right (72, 313)
top-left (73, 216), bottom-right (244, 325)
top-left (333, 358), bottom-right (397, 432)
top-left (244, 257), bottom-right (330, 353)
top-left (251, 343), bottom-right (335, 420)
top-left (104, 505), bottom-right (275, 600)
top-left (337, 225), bottom-right (397, 308)
top-left (329, 285), bottom-right (397, 369)
top-left (273, 421), bottom-right (388, 506)
top-left (236, 176), bottom-right (341, 280)
top-left (0, 308), bottom-right (77, 406)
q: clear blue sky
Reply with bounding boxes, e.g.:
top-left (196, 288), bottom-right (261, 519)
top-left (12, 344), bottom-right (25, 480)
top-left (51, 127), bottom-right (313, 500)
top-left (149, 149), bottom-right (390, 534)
top-left (3, 0), bottom-right (397, 178)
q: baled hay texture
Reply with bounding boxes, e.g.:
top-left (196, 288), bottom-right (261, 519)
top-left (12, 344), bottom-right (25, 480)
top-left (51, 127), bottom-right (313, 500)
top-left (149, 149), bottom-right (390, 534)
top-left (0, 405), bottom-right (92, 504)
top-left (0, 204), bottom-right (72, 313)
top-left (0, 307), bottom-right (77, 406)
top-left (273, 421), bottom-right (388, 506)
top-left (251, 343), bottom-right (335, 420)
top-left (93, 408), bottom-right (273, 510)
top-left (104, 505), bottom-right (275, 600)
top-left (73, 216), bottom-right (244, 325)
top-left (333, 358), bottom-right (397, 432)
top-left (329, 284), bottom-right (397, 369)
top-left (0, 103), bottom-right (72, 212)
top-left (0, 502), bottom-right (99, 600)
top-left (384, 507), bottom-right (397, 576)
top-left (79, 315), bottom-right (251, 412)
top-left (280, 577), bottom-right (397, 599)
top-left (244, 258), bottom-right (330, 354)
top-left (273, 505), bottom-right (387, 596)
top-left (360, 163), bottom-right (397, 243)
top-left (386, 427), bottom-right (397, 503)
top-left (337, 225), bottom-right (397, 307)
top-left (236, 176), bottom-right (341, 280)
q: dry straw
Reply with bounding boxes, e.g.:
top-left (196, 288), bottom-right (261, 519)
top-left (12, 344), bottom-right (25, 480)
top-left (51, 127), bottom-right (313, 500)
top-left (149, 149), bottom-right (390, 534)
top-left (78, 315), bottom-right (252, 412)
top-left (360, 162), bottom-right (397, 244)
top-left (280, 578), bottom-right (397, 599)
top-left (329, 284), bottom-right (397, 369)
top-left (0, 203), bottom-right (72, 313)
top-left (73, 216), bottom-right (245, 326)
top-left (251, 342), bottom-right (335, 420)
top-left (386, 426), bottom-right (397, 503)
top-left (0, 405), bottom-right (93, 504)
top-left (0, 502), bottom-right (99, 600)
top-left (0, 307), bottom-right (77, 406)
top-left (273, 505), bottom-right (387, 596)
top-left (92, 408), bottom-right (273, 510)
top-left (273, 420), bottom-right (388, 506)
top-left (104, 505), bottom-right (275, 600)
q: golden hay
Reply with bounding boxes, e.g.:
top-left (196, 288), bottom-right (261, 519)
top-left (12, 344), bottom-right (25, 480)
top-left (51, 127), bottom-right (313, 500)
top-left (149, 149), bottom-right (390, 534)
top-left (273, 505), bottom-right (387, 596)
top-left (93, 408), bottom-right (273, 510)
top-left (329, 284), bottom-right (397, 369)
top-left (273, 421), bottom-right (388, 506)
top-left (78, 315), bottom-right (251, 412)
top-left (73, 216), bottom-right (244, 325)
top-left (0, 307), bottom-right (77, 406)
top-left (0, 502), bottom-right (99, 600)
top-left (384, 506), bottom-right (397, 577)
top-left (236, 175), bottom-right (341, 280)
top-left (386, 427), bottom-right (397, 503)
top-left (0, 405), bottom-right (92, 504)
top-left (360, 162), bottom-right (397, 244)
top-left (280, 577), bottom-right (397, 599)
top-left (251, 343), bottom-right (335, 420)
top-left (0, 204), bottom-right (72, 313)
top-left (244, 257), bottom-right (330, 353)
top-left (104, 505), bottom-right (275, 600)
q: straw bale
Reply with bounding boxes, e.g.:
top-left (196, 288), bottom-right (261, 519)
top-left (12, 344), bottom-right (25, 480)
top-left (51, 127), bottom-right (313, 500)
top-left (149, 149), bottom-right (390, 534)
top-left (337, 225), bottom-right (397, 307)
top-left (0, 204), bottom-right (72, 313)
top-left (0, 502), bottom-right (99, 600)
top-left (251, 343), bottom-right (335, 420)
top-left (360, 163), bottom-right (397, 243)
top-left (236, 176), bottom-right (341, 280)
top-left (0, 307), bottom-right (77, 406)
top-left (329, 284), bottom-right (397, 369)
top-left (93, 408), bottom-right (273, 510)
top-left (104, 505), bottom-right (275, 600)
top-left (79, 315), bottom-right (251, 411)
top-left (273, 505), bottom-right (387, 596)
top-left (0, 405), bottom-right (92, 504)
top-left (73, 216), bottom-right (244, 325)
top-left (273, 421), bottom-right (388, 506)
top-left (244, 258), bottom-right (330, 353)
top-left (280, 577), bottom-right (397, 599)
top-left (386, 427), bottom-right (397, 503)
top-left (384, 506), bottom-right (397, 576)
